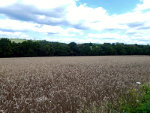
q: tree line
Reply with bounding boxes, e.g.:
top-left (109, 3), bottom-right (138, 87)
top-left (0, 38), bottom-right (150, 57)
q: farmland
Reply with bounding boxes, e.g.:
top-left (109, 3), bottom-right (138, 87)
top-left (0, 56), bottom-right (150, 113)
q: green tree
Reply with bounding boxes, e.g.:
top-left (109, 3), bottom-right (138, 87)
top-left (0, 38), bottom-right (13, 57)
top-left (69, 42), bottom-right (79, 56)
top-left (79, 43), bottom-right (92, 56)
top-left (53, 42), bottom-right (71, 56)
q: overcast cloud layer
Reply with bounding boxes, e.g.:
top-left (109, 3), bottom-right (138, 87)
top-left (0, 0), bottom-right (150, 44)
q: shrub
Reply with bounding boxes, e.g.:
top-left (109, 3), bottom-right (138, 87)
top-left (109, 84), bottom-right (150, 113)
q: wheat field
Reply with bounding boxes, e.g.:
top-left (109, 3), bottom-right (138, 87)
top-left (0, 56), bottom-right (150, 113)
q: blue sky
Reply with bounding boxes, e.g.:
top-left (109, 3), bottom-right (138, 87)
top-left (78, 0), bottom-right (140, 14)
top-left (0, 0), bottom-right (150, 44)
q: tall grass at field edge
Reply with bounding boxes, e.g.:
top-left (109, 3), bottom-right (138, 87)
top-left (84, 83), bottom-right (150, 113)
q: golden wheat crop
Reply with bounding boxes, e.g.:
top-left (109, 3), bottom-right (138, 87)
top-left (0, 56), bottom-right (150, 113)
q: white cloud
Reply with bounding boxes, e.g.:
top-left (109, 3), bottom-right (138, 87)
top-left (88, 33), bottom-right (122, 39)
top-left (66, 4), bottom-right (107, 25)
top-left (0, 0), bottom-right (150, 44)
top-left (61, 28), bottom-right (83, 36)
top-left (22, 0), bottom-right (75, 9)
top-left (135, 0), bottom-right (150, 11)
top-left (0, 18), bottom-right (63, 33)
top-left (87, 33), bottom-right (129, 44)
top-left (0, 0), bottom-right (109, 30)
top-left (0, 31), bottom-right (31, 39)
top-left (0, 0), bottom-right (17, 7)
top-left (35, 25), bottom-right (64, 34)
top-left (87, 32), bottom-right (150, 44)
top-left (0, 19), bottom-right (38, 31)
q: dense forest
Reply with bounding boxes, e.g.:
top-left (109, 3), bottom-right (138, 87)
top-left (0, 38), bottom-right (150, 57)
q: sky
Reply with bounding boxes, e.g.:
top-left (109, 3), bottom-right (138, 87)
top-left (0, 0), bottom-right (150, 44)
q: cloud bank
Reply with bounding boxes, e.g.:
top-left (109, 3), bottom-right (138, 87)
top-left (0, 0), bottom-right (150, 44)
